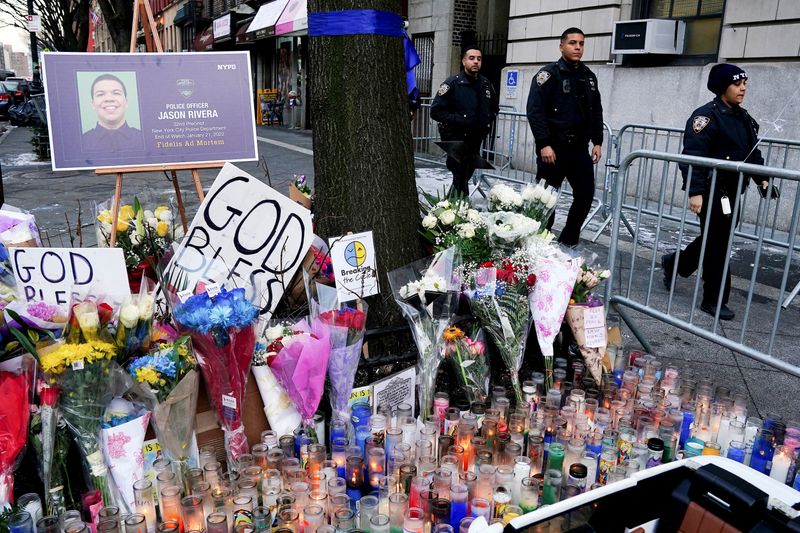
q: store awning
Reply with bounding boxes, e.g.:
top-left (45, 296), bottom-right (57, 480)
top-left (194, 25), bottom-right (214, 51)
top-left (247, 0), bottom-right (290, 39)
top-left (275, 0), bottom-right (307, 36)
top-left (236, 21), bottom-right (254, 45)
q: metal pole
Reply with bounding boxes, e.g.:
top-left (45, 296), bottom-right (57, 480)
top-left (27, 0), bottom-right (38, 72)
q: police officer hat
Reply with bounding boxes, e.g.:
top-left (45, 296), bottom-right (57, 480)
top-left (707, 63), bottom-right (747, 96)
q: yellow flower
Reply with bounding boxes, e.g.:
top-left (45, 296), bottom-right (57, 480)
top-left (116, 219), bottom-right (130, 233)
top-left (156, 220), bottom-right (170, 238)
top-left (119, 205), bottom-right (135, 221)
top-left (154, 206), bottom-right (170, 219)
top-left (443, 326), bottom-right (465, 342)
top-left (176, 342), bottom-right (189, 357)
top-left (136, 367), bottom-right (162, 385)
top-left (97, 210), bottom-right (112, 224)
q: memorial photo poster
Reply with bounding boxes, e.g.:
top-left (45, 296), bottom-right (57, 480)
top-left (43, 52), bottom-right (258, 171)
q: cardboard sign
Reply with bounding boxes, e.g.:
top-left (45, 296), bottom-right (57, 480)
top-left (10, 247), bottom-right (129, 306)
top-left (42, 52), bottom-right (258, 171)
top-left (166, 163), bottom-right (313, 317)
top-left (329, 231), bottom-right (379, 302)
top-left (372, 366), bottom-right (416, 416)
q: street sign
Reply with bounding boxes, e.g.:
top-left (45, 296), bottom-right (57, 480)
top-left (505, 69), bottom-right (519, 98)
top-left (26, 15), bottom-right (41, 32)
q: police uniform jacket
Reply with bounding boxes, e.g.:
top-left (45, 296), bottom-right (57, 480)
top-left (82, 122), bottom-right (144, 153)
top-left (430, 71), bottom-right (499, 142)
top-left (526, 57), bottom-right (604, 152)
top-left (680, 97), bottom-right (765, 197)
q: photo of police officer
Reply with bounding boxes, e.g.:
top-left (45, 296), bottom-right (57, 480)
top-left (526, 27), bottom-right (604, 247)
top-left (430, 44), bottom-right (499, 197)
top-left (662, 64), bottom-right (779, 321)
top-left (81, 72), bottom-right (144, 152)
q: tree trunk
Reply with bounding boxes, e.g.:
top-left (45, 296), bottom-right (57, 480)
top-left (308, 0), bottom-right (424, 333)
top-left (97, 0), bottom-right (133, 52)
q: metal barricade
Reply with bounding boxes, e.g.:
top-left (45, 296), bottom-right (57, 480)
top-left (605, 149), bottom-right (800, 378)
top-left (596, 123), bottom-right (800, 246)
top-left (412, 104), bottom-right (615, 231)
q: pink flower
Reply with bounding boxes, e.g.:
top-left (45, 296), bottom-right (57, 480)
top-left (105, 432), bottom-right (132, 459)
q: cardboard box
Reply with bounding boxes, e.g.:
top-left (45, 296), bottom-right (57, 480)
top-left (289, 182), bottom-right (312, 210)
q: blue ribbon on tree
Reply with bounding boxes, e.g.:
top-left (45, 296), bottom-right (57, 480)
top-left (308, 9), bottom-right (404, 38)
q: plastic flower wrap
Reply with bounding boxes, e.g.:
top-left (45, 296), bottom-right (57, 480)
top-left (268, 318), bottom-right (331, 443)
top-left (530, 256), bottom-right (582, 389)
top-left (419, 192), bottom-right (490, 264)
top-left (0, 355), bottom-right (34, 509)
top-left (100, 392), bottom-right (151, 514)
top-left (566, 262), bottom-right (611, 384)
top-left (466, 252), bottom-right (536, 404)
top-left (115, 281), bottom-right (156, 364)
top-left (31, 383), bottom-right (59, 513)
top-left (443, 326), bottom-right (489, 405)
top-left (484, 211), bottom-right (544, 255)
top-left (128, 335), bottom-right (198, 492)
top-left (0, 244), bottom-right (17, 309)
top-left (389, 248), bottom-right (461, 421)
top-left (39, 303), bottom-right (119, 506)
top-left (520, 180), bottom-right (559, 224)
top-left (308, 281), bottom-right (368, 434)
top-left (173, 285), bottom-right (258, 466)
top-left (252, 322), bottom-right (302, 438)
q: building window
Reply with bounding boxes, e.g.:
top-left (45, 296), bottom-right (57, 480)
top-left (638, 0), bottom-right (724, 56)
top-left (413, 33), bottom-right (434, 96)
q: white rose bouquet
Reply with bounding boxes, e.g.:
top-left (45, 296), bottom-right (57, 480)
top-left (419, 191), bottom-right (491, 264)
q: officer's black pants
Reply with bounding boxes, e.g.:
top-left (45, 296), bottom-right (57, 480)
top-left (675, 188), bottom-right (734, 306)
top-left (446, 139), bottom-right (482, 197)
top-left (537, 144), bottom-right (594, 246)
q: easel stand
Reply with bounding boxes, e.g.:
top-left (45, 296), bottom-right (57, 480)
top-left (96, 0), bottom-right (222, 246)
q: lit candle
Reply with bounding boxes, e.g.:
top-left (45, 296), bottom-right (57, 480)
top-left (770, 445), bottom-right (792, 484)
top-left (332, 438), bottom-right (348, 479)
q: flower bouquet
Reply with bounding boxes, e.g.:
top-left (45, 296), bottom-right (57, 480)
top-left (31, 383), bottom-right (59, 513)
top-left (419, 192), bottom-right (490, 264)
top-left (39, 302), bottom-right (119, 506)
top-left (520, 181), bottom-right (559, 224)
top-left (565, 264), bottom-right (611, 384)
top-left (128, 335), bottom-right (199, 493)
top-left (268, 318), bottom-right (331, 443)
top-left (289, 175), bottom-right (313, 209)
top-left (529, 255), bottom-right (582, 389)
top-left (252, 322), bottom-right (302, 438)
top-left (487, 184), bottom-right (524, 212)
top-left (100, 393), bottom-right (151, 514)
top-left (309, 281), bottom-right (368, 435)
top-left (388, 247), bottom-right (461, 420)
top-left (484, 211), bottom-right (544, 256)
top-left (115, 282), bottom-right (156, 364)
top-left (3, 300), bottom-right (67, 334)
top-left (443, 326), bottom-right (489, 405)
top-left (173, 285), bottom-right (258, 466)
top-left (466, 252), bottom-right (536, 404)
top-left (0, 355), bottom-right (34, 509)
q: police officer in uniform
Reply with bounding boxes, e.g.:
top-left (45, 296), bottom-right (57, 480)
top-left (526, 27), bottom-right (604, 246)
top-left (662, 64), bottom-right (778, 320)
top-left (431, 45), bottom-right (499, 196)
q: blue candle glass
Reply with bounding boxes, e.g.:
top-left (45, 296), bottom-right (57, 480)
top-left (9, 511), bottom-right (34, 533)
top-left (749, 429), bottom-right (774, 474)
top-left (679, 407), bottom-right (694, 449)
top-left (726, 441), bottom-right (746, 463)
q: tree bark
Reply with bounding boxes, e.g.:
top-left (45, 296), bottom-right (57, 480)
top-left (97, 0), bottom-right (133, 52)
top-left (308, 0), bottom-right (424, 332)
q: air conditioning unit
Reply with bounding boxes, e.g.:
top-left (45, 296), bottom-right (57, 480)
top-left (611, 19), bottom-right (686, 55)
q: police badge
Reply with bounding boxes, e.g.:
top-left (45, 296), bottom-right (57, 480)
top-left (692, 116), bottom-right (710, 133)
top-left (437, 83), bottom-right (450, 96)
top-left (176, 79), bottom-right (195, 99)
top-left (536, 71), bottom-right (551, 86)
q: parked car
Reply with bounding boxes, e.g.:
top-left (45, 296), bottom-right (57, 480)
top-left (0, 70), bottom-right (15, 82)
top-left (0, 84), bottom-right (12, 118)
top-left (5, 78), bottom-right (30, 99)
top-left (1, 81), bottom-right (27, 106)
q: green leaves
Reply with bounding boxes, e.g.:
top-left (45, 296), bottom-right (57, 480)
top-left (2, 308), bottom-right (56, 362)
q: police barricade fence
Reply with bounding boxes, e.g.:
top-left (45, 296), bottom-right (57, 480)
top-left (412, 101), bottom-right (614, 231)
top-left (605, 149), bottom-right (800, 378)
top-left (606, 124), bottom-right (800, 244)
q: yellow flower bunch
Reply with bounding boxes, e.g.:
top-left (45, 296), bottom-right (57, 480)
top-left (135, 366), bottom-right (167, 387)
top-left (40, 340), bottom-right (117, 374)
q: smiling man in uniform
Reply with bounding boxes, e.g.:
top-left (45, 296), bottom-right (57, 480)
top-left (82, 73), bottom-right (144, 152)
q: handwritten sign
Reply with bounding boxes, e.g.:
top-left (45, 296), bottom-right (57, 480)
top-left (372, 366), bottom-right (416, 416)
top-left (11, 247), bottom-right (129, 306)
top-left (348, 386), bottom-right (371, 410)
top-left (166, 163), bottom-right (313, 317)
top-left (329, 231), bottom-right (379, 302)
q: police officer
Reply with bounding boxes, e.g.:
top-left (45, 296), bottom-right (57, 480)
top-left (526, 27), bottom-right (604, 246)
top-left (431, 45), bottom-right (499, 196)
top-left (662, 64), bottom-right (778, 320)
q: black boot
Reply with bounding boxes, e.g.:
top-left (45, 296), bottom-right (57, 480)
top-left (661, 252), bottom-right (676, 291)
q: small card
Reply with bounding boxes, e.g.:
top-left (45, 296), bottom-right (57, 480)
top-left (585, 327), bottom-right (606, 348)
top-left (71, 360), bottom-right (85, 371)
top-left (584, 305), bottom-right (605, 329)
top-left (721, 196), bottom-right (731, 215)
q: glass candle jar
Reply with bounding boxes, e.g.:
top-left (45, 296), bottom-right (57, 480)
top-left (303, 504), bottom-right (325, 532)
top-left (519, 477), bottom-right (539, 513)
top-left (370, 514), bottom-right (391, 533)
top-left (469, 498), bottom-right (491, 520)
top-left (402, 508), bottom-right (425, 533)
top-left (542, 470), bottom-right (562, 505)
top-left (123, 514), bottom-right (148, 533)
top-left (181, 496), bottom-right (206, 532)
top-left (388, 492), bottom-right (408, 533)
top-left (159, 486), bottom-right (183, 529)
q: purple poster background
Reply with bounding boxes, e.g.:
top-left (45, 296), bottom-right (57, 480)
top-left (43, 52), bottom-right (258, 171)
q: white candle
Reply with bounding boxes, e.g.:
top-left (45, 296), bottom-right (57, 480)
top-left (770, 446), bottom-right (792, 484)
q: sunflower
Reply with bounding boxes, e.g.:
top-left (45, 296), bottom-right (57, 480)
top-left (443, 326), bottom-right (465, 342)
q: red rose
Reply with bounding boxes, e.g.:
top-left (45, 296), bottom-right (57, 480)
top-left (351, 310), bottom-right (366, 330)
top-left (526, 274), bottom-right (537, 287)
top-left (320, 310), bottom-right (335, 324)
top-left (40, 386), bottom-right (59, 406)
top-left (334, 311), bottom-right (351, 327)
top-left (97, 302), bottom-right (114, 325)
top-left (479, 261), bottom-right (495, 269)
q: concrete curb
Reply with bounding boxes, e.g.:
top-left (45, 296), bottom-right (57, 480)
top-left (0, 125), bottom-right (14, 146)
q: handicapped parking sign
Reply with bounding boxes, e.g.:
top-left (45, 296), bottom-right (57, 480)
top-left (505, 69), bottom-right (519, 98)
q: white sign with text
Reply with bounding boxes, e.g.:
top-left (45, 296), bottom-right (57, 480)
top-left (329, 231), bottom-right (379, 302)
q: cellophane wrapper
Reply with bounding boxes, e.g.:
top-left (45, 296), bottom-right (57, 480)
top-left (0, 355), bottom-right (34, 509)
